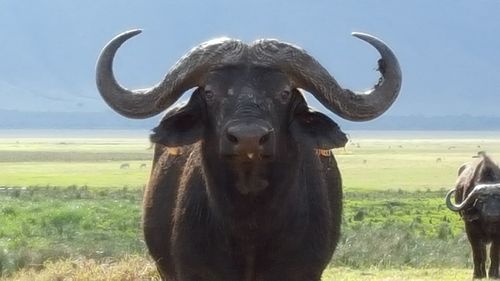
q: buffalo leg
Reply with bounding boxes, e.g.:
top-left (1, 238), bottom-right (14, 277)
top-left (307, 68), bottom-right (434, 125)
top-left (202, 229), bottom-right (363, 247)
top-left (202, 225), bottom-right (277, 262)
top-left (490, 242), bottom-right (500, 279)
top-left (470, 239), bottom-right (487, 278)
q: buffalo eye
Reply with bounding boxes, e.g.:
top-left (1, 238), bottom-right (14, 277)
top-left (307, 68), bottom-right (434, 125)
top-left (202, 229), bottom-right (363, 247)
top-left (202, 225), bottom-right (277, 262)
top-left (204, 90), bottom-right (214, 102)
top-left (279, 90), bottom-right (291, 103)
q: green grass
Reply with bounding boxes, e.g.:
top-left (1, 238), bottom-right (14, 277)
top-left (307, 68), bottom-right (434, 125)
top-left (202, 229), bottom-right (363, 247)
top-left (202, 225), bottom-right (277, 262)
top-left (343, 190), bottom-right (464, 237)
top-left (0, 187), bottom-right (470, 277)
top-left (1, 130), bottom-right (498, 279)
top-left (0, 187), bottom-right (145, 276)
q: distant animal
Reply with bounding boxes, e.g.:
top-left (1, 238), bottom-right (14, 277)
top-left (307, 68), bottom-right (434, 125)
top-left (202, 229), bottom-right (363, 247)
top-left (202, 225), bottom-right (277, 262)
top-left (140, 163), bottom-right (147, 168)
top-left (120, 163), bottom-right (130, 169)
top-left (436, 157), bottom-right (442, 163)
top-left (473, 151), bottom-right (487, 158)
top-left (363, 159), bottom-right (368, 164)
top-left (448, 146), bottom-right (456, 150)
top-left (445, 153), bottom-right (500, 279)
top-left (96, 29), bottom-right (401, 280)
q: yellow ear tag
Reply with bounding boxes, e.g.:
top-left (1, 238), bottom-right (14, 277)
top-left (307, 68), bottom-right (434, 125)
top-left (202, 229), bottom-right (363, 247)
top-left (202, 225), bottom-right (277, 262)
top-left (166, 147), bottom-right (183, 156)
top-left (315, 149), bottom-right (332, 157)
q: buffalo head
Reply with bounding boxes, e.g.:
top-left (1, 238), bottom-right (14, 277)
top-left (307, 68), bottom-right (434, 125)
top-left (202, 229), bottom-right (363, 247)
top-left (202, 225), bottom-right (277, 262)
top-left (96, 30), bottom-right (401, 194)
top-left (446, 184), bottom-right (500, 218)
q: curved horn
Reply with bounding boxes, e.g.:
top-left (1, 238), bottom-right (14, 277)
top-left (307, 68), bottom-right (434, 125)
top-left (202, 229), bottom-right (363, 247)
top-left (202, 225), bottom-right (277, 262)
top-left (445, 184), bottom-right (500, 212)
top-left (255, 33), bottom-right (401, 121)
top-left (445, 189), bottom-right (465, 212)
top-left (96, 29), bottom-right (244, 119)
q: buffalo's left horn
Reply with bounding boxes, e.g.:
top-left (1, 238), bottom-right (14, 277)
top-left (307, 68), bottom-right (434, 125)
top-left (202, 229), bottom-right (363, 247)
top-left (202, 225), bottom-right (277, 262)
top-left (96, 29), bottom-right (244, 119)
top-left (257, 33), bottom-right (401, 121)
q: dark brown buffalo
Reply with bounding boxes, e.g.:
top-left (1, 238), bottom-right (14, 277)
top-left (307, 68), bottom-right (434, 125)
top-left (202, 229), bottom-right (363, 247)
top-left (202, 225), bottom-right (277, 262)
top-left (446, 153), bottom-right (500, 279)
top-left (96, 29), bottom-right (401, 281)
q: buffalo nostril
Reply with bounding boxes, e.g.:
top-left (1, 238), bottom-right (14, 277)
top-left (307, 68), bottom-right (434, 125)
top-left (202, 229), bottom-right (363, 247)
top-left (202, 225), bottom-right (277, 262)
top-left (259, 132), bottom-right (271, 145)
top-left (227, 133), bottom-right (239, 144)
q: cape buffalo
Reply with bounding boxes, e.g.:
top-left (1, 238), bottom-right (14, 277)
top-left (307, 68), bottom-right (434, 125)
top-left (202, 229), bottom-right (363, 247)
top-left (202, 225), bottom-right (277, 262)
top-left (446, 153), bottom-right (500, 279)
top-left (96, 29), bottom-right (401, 281)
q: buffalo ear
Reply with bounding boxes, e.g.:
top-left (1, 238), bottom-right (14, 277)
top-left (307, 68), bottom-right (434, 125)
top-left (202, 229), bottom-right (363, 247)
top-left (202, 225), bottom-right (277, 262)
top-left (290, 98), bottom-right (348, 149)
top-left (150, 89), bottom-right (204, 146)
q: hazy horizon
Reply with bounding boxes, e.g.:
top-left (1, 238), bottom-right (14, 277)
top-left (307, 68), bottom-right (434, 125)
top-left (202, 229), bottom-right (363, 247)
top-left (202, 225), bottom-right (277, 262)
top-left (1, 1), bottom-right (499, 121)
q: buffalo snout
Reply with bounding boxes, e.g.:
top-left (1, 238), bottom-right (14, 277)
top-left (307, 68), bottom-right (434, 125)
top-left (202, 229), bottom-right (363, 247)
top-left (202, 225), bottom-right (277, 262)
top-left (221, 120), bottom-right (275, 160)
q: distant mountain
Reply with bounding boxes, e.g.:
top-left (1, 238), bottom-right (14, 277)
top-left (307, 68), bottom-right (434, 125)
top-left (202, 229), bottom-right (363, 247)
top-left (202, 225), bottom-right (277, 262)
top-left (0, 110), bottom-right (158, 129)
top-left (337, 115), bottom-right (500, 131)
top-left (3, 110), bottom-right (500, 131)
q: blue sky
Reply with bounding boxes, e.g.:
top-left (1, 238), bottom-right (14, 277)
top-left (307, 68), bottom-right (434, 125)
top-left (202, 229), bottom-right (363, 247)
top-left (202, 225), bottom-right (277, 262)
top-left (1, 0), bottom-right (499, 117)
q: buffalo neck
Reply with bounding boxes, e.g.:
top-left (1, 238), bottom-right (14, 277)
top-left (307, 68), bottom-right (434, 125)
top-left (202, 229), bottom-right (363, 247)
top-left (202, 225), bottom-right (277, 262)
top-left (201, 141), bottom-right (309, 231)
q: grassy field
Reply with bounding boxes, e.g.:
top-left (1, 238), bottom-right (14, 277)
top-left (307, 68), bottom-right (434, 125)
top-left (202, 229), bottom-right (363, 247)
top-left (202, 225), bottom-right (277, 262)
top-left (0, 135), bottom-right (152, 188)
top-left (1, 130), bottom-right (499, 280)
top-left (2, 131), bottom-right (499, 190)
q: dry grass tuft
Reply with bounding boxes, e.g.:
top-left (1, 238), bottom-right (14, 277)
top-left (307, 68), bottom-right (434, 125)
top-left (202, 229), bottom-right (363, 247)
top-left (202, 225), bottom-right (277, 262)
top-left (3, 257), bottom-right (473, 281)
top-left (3, 255), bottom-right (160, 281)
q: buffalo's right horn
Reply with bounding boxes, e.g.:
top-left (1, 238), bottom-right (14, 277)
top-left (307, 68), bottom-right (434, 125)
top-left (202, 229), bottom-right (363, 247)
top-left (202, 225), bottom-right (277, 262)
top-left (96, 29), bottom-right (244, 119)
